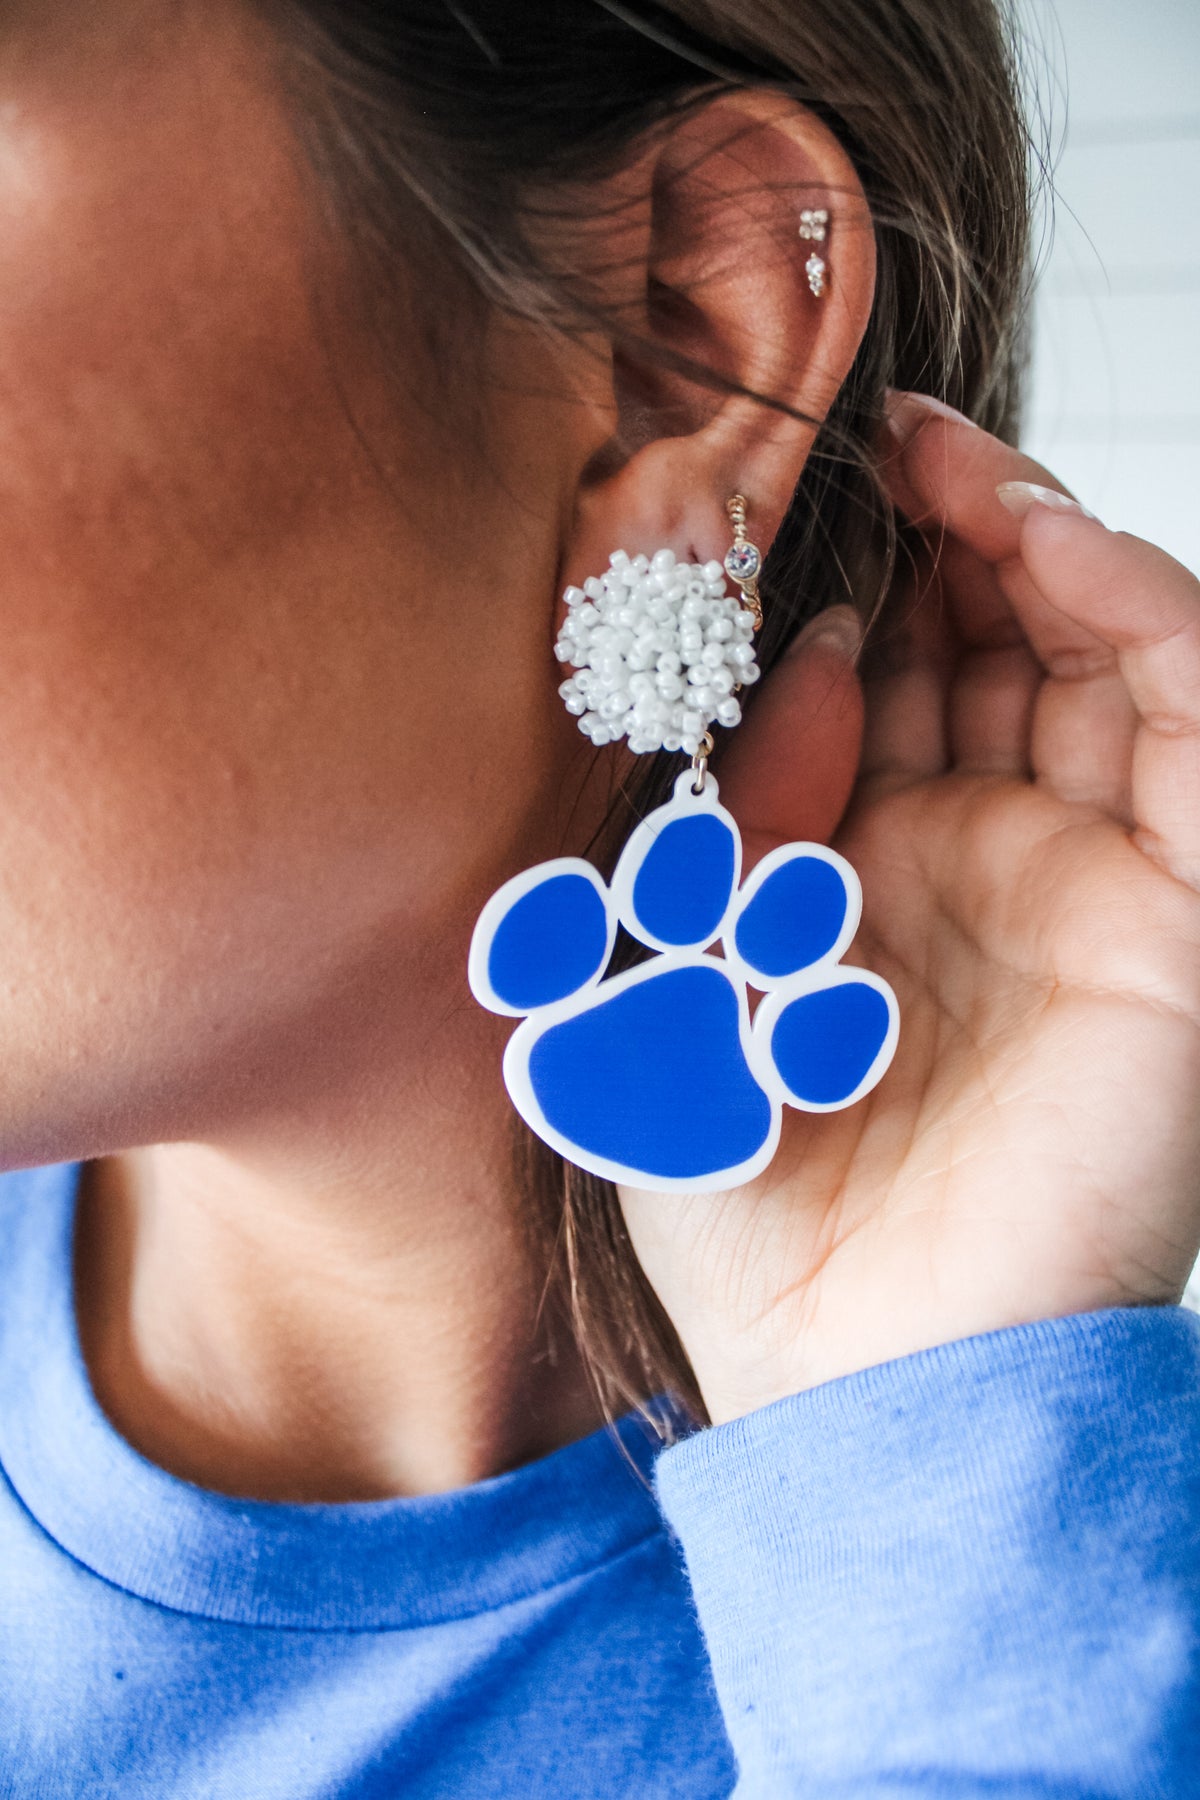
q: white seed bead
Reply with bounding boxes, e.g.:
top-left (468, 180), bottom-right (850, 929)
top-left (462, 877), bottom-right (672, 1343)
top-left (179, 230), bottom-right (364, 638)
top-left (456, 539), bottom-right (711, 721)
top-left (554, 548), bottom-right (750, 752)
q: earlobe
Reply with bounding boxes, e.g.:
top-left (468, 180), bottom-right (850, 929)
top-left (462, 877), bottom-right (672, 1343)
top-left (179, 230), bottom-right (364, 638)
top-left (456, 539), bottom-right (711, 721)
top-left (562, 88), bottom-right (876, 586)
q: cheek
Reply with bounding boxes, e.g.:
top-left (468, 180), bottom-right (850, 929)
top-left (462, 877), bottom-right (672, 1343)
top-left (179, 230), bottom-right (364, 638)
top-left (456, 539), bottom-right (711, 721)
top-left (0, 6), bottom-right (575, 1159)
top-left (0, 18), bottom-right (354, 919)
top-left (0, 9), bottom-right (352, 609)
top-left (0, 12), bottom-right (465, 1134)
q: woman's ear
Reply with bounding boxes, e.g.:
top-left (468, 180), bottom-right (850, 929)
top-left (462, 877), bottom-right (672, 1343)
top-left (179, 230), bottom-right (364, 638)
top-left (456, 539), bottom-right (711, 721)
top-left (560, 88), bottom-right (876, 585)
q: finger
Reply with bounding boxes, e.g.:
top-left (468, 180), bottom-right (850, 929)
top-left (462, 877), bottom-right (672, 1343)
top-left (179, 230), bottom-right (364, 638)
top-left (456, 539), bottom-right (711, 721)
top-left (1030, 669), bottom-right (1138, 828)
top-left (720, 606), bottom-right (864, 866)
top-left (881, 442), bottom-right (1137, 810)
top-left (879, 392), bottom-right (1113, 673)
top-left (1017, 501), bottom-right (1200, 887)
top-left (948, 638), bottom-right (1041, 777)
top-left (887, 530), bottom-right (1041, 779)
top-left (858, 550), bottom-right (955, 789)
top-left (920, 533), bottom-right (1025, 652)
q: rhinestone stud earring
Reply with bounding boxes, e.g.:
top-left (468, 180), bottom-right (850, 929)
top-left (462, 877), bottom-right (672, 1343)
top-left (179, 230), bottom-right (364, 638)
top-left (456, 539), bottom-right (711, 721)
top-left (799, 207), bottom-right (829, 297)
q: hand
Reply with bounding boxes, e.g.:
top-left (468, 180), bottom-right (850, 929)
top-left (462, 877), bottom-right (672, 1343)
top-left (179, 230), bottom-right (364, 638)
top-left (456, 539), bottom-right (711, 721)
top-left (617, 393), bottom-right (1200, 1424)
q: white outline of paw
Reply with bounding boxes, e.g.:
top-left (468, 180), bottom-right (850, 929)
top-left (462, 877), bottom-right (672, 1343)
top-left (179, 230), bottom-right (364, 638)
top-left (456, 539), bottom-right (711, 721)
top-left (469, 771), bottom-right (899, 1194)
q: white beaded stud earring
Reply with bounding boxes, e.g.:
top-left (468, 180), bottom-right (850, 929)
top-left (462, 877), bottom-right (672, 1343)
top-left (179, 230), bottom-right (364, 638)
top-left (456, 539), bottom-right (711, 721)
top-left (553, 494), bottom-right (764, 766)
top-left (799, 207), bottom-right (829, 297)
top-left (468, 490), bottom-right (901, 1196)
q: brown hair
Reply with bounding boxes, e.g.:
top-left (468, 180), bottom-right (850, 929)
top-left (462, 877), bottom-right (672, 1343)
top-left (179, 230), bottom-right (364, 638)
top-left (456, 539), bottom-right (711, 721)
top-left (260, 0), bottom-right (1036, 1430)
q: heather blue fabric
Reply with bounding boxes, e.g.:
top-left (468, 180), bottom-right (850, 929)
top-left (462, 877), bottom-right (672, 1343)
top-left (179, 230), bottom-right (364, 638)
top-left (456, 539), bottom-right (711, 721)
top-left (657, 1306), bottom-right (1200, 1797)
top-left (0, 1160), bottom-right (1198, 1797)
top-left (0, 1163), bottom-right (732, 1798)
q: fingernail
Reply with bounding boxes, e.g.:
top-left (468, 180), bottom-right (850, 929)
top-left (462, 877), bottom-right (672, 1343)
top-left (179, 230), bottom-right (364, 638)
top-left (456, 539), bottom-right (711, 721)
top-left (996, 481), bottom-right (1102, 523)
top-left (786, 603), bottom-right (863, 661)
top-left (883, 389), bottom-right (976, 446)
top-left (885, 389), bottom-right (975, 427)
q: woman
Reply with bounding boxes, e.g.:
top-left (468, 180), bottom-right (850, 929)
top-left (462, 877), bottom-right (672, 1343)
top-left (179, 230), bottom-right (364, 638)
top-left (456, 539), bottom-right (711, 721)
top-left (1, 0), bottom-right (1197, 1792)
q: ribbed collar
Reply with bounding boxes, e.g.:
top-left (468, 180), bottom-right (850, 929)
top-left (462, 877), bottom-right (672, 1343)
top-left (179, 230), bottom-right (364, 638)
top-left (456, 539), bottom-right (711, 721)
top-left (0, 1162), bottom-right (668, 1630)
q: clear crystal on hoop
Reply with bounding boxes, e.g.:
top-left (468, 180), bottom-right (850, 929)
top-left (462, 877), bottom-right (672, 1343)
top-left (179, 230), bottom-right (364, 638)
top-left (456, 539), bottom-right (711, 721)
top-left (805, 253), bottom-right (827, 297)
top-left (724, 541), bottom-right (761, 582)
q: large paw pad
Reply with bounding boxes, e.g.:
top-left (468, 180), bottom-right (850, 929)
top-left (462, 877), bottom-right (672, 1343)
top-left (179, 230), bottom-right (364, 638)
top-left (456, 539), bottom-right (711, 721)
top-left (469, 773), bottom-right (898, 1192)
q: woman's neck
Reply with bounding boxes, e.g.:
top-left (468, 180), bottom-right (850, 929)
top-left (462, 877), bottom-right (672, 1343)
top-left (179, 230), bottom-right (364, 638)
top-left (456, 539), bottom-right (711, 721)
top-left (72, 1075), bottom-right (610, 1502)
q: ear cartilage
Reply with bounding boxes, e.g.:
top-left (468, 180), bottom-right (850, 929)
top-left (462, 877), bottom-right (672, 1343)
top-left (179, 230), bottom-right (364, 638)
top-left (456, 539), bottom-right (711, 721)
top-left (799, 207), bottom-right (829, 297)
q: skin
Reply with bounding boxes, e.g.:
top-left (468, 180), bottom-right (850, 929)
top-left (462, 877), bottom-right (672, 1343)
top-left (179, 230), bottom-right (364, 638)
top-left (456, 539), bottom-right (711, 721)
top-left (4, 1), bottom-right (1199, 1496)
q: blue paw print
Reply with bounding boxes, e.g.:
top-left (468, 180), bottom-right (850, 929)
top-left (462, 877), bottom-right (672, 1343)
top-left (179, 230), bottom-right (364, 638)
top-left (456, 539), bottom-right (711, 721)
top-left (469, 772), bottom-right (899, 1192)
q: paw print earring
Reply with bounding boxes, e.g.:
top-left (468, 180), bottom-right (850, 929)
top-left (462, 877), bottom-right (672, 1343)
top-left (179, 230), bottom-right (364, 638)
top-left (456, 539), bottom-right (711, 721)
top-left (468, 497), bottom-right (900, 1194)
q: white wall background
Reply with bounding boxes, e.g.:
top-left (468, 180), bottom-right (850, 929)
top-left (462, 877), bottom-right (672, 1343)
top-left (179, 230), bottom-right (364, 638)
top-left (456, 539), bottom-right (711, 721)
top-left (1024, 0), bottom-right (1200, 576)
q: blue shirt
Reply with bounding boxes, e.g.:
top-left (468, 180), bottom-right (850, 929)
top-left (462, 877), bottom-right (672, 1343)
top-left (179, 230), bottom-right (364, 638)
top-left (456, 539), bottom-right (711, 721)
top-left (1, 1160), bottom-right (1199, 1796)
